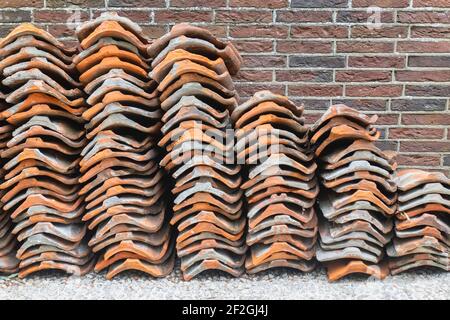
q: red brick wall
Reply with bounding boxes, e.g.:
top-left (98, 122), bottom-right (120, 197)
top-left (0, 0), bottom-right (449, 175)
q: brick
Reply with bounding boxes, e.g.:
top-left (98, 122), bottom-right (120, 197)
top-left (242, 55), bottom-right (286, 68)
top-left (398, 11), bottom-right (450, 24)
top-left (411, 26), bottom-right (450, 38)
top-left (154, 10), bottom-right (213, 23)
top-left (216, 10), bottom-right (272, 23)
top-left (351, 26), bottom-right (408, 38)
top-left (391, 99), bottom-right (447, 111)
top-left (389, 128), bottom-right (445, 139)
top-left (346, 85), bottom-right (403, 97)
top-left (46, 0), bottom-right (102, 7)
top-left (406, 85), bottom-right (450, 97)
top-left (444, 155), bottom-right (450, 166)
top-left (398, 41), bottom-right (450, 53)
top-left (288, 85), bottom-right (343, 97)
top-left (171, 0), bottom-right (226, 7)
top-left (292, 99), bottom-right (331, 110)
top-left (332, 99), bottom-right (388, 111)
top-left (304, 112), bottom-right (322, 124)
top-left (234, 40), bottom-right (274, 53)
top-left (396, 70), bottom-right (450, 82)
top-left (142, 25), bottom-right (167, 38)
top-left (229, 0), bottom-right (288, 8)
top-left (377, 113), bottom-right (400, 125)
top-left (0, 10), bottom-right (31, 23)
top-left (0, 25), bottom-right (26, 37)
top-left (397, 154), bottom-right (442, 166)
top-left (337, 11), bottom-right (394, 23)
top-left (236, 83), bottom-right (285, 96)
top-left (352, 0), bottom-right (409, 7)
top-left (0, 25), bottom-right (18, 37)
top-left (289, 56), bottom-right (345, 68)
top-left (402, 114), bottom-right (450, 125)
top-left (92, 10), bottom-right (151, 23)
top-left (34, 10), bottom-right (90, 23)
top-left (276, 10), bottom-right (333, 23)
top-left (291, 26), bottom-right (348, 38)
top-left (47, 24), bottom-right (76, 38)
top-left (201, 25), bottom-right (227, 38)
top-left (336, 41), bottom-right (394, 53)
top-left (234, 70), bottom-right (273, 82)
top-left (303, 112), bottom-right (323, 125)
top-left (276, 70), bottom-right (333, 82)
top-left (230, 25), bottom-right (288, 38)
top-left (375, 140), bottom-right (398, 151)
top-left (277, 40), bottom-right (332, 53)
top-left (291, 0), bottom-right (348, 7)
top-left (336, 70), bottom-right (391, 82)
top-left (377, 128), bottom-right (389, 140)
top-left (401, 141), bottom-right (450, 152)
top-left (349, 56), bottom-right (405, 68)
top-left (413, 0), bottom-right (450, 7)
top-left (0, 0), bottom-right (43, 7)
top-left (409, 56), bottom-right (450, 67)
top-left (108, 0), bottom-right (165, 7)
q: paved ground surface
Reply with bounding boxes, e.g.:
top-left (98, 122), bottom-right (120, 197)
top-left (0, 266), bottom-right (448, 300)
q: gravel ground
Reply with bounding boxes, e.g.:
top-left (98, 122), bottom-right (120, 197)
top-left (0, 266), bottom-right (448, 300)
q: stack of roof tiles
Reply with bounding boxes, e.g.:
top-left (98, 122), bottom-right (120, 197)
top-left (311, 105), bottom-right (397, 281)
top-left (0, 24), bottom-right (94, 278)
top-left (231, 91), bottom-right (318, 274)
top-left (74, 12), bottom-right (174, 279)
top-left (388, 169), bottom-right (449, 274)
top-left (0, 17), bottom-right (448, 281)
top-left (0, 76), bottom-right (18, 275)
top-left (147, 23), bottom-right (246, 280)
